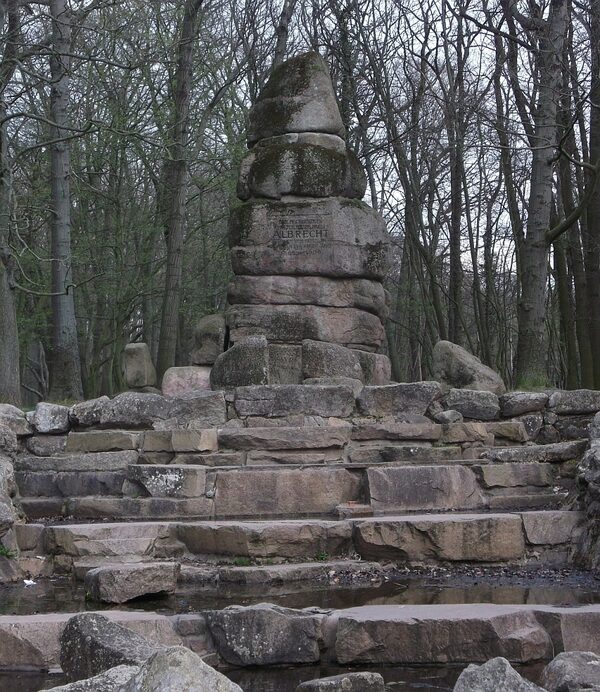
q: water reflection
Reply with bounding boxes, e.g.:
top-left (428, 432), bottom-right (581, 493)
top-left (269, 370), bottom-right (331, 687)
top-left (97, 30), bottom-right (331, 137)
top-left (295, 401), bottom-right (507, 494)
top-left (1, 575), bottom-right (599, 617)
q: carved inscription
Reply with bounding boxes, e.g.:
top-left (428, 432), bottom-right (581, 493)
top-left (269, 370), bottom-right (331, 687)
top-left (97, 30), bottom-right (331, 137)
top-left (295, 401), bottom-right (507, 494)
top-left (269, 211), bottom-right (332, 254)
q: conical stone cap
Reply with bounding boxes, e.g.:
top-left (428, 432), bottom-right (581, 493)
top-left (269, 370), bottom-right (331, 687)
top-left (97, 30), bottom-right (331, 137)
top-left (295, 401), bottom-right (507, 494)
top-left (247, 51), bottom-right (346, 145)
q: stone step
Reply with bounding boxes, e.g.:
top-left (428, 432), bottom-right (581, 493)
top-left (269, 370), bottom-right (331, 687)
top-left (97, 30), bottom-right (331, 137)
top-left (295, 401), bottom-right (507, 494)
top-left (41, 510), bottom-right (583, 568)
top-left (15, 451), bottom-right (139, 472)
top-left (482, 439), bottom-right (587, 463)
top-left (17, 461), bottom-right (568, 520)
top-left (202, 602), bottom-right (600, 667)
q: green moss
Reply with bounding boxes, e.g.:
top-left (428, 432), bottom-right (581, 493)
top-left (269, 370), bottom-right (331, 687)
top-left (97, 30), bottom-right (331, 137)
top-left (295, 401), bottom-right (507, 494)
top-left (260, 52), bottom-right (327, 100)
top-left (0, 545), bottom-right (15, 559)
top-left (232, 556), bottom-right (252, 567)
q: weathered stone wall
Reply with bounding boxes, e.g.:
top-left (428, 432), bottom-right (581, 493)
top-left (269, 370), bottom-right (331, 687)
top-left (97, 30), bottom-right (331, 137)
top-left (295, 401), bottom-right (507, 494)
top-left (574, 411), bottom-right (600, 570)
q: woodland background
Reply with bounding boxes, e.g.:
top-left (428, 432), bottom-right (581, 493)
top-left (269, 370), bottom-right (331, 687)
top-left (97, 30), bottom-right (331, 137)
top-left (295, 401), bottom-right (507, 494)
top-left (0, 0), bottom-right (598, 406)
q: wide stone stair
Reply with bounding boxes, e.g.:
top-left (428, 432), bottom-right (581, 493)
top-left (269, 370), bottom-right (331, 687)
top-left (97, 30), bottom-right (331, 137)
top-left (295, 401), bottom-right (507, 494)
top-left (5, 383), bottom-right (599, 688)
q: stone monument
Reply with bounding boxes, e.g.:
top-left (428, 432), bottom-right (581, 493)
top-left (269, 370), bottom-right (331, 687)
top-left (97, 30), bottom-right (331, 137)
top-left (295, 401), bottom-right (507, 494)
top-left (211, 52), bottom-right (391, 388)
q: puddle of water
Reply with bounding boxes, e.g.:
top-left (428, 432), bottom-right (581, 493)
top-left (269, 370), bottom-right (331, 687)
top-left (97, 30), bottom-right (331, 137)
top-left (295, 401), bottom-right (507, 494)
top-left (1, 573), bottom-right (600, 617)
top-left (6, 662), bottom-right (545, 692)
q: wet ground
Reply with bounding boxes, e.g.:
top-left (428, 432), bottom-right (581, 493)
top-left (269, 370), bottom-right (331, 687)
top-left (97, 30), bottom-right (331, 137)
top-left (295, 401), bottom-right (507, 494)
top-left (1, 566), bottom-right (598, 691)
top-left (1, 565), bottom-right (599, 616)
top-left (1, 661), bottom-right (546, 692)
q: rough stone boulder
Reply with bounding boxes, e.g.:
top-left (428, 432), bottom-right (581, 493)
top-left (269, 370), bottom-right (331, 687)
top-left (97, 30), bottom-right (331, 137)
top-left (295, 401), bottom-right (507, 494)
top-left (0, 403), bottom-right (32, 436)
top-left (46, 665), bottom-right (139, 691)
top-left (31, 402), bottom-right (70, 434)
top-left (162, 366), bottom-right (211, 397)
top-left (302, 340), bottom-right (363, 381)
top-left (454, 657), bottom-right (545, 691)
top-left (444, 389), bottom-right (500, 421)
top-left (357, 382), bottom-right (442, 417)
top-left (247, 51), bottom-right (345, 144)
top-left (206, 603), bottom-right (323, 665)
top-left (70, 391), bottom-right (226, 429)
top-left (191, 313), bottom-right (225, 365)
top-left (499, 391), bottom-right (548, 417)
top-left (60, 613), bottom-right (162, 681)
top-left (0, 423), bottom-right (18, 540)
top-left (297, 672), bottom-right (385, 691)
top-left (541, 651), bottom-right (600, 691)
top-left (210, 335), bottom-right (269, 389)
top-left (548, 389), bottom-right (600, 415)
top-left (122, 646), bottom-right (242, 692)
top-left (239, 143), bottom-right (366, 200)
top-left (84, 562), bottom-right (180, 604)
top-left (123, 343), bottom-right (157, 389)
top-left (433, 340), bottom-right (506, 394)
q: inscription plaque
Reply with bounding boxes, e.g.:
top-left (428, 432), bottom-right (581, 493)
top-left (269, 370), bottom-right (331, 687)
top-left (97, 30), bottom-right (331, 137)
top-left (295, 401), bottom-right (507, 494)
top-left (269, 211), bottom-right (332, 253)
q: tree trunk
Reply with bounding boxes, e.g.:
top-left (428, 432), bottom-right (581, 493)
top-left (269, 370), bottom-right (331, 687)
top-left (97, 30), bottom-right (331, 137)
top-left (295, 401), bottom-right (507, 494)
top-left (514, 0), bottom-right (568, 386)
top-left (586, 0), bottom-right (600, 387)
top-left (156, 0), bottom-right (204, 378)
top-left (48, 0), bottom-right (83, 401)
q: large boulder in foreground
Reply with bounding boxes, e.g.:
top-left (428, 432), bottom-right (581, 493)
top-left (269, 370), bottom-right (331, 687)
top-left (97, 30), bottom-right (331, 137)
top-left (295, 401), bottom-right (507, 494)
top-left (122, 646), bottom-right (242, 692)
top-left (454, 657), bottom-right (545, 691)
top-left (433, 340), bottom-right (506, 394)
top-left (60, 613), bottom-right (161, 681)
top-left (46, 665), bottom-right (138, 691)
top-left (541, 651), bottom-right (600, 691)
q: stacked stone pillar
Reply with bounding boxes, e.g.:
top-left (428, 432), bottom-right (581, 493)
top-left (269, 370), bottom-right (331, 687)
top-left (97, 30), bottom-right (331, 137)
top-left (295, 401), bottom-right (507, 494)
top-left (211, 52), bottom-right (391, 388)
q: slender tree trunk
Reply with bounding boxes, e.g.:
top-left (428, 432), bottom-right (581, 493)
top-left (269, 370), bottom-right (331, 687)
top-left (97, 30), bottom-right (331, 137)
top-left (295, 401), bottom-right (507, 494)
top-left (0, 1), bottom-right (21, 404)
top-left (586, 0), bottom-right (600, 386)
top-left (48, 0), bottom-right (83, 401)
top-left (514, 0), bottom-right (568, 386)
top-left (156, 0), bottom-right (204, 378)
top-left (272, 0), bottom-right (297, 69)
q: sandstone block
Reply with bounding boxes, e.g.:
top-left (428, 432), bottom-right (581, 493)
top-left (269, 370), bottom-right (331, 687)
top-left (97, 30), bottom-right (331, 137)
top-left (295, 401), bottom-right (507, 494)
top-left (441, 422), bottom-right (489, 444)
top-left (32, 402), bottom-right (70, 434)
top-left (210, 336), bottom-right (269, 389)
top-left (433, 409), bottom-right (463, 424)
top-left (255, 131), bottom-right (347, 151)
top-left (141, 429), bottom-right (216, 453)
top-left (191, 314), bottom-right (226, 366)
top-left (26, 434), bottom-right (67, 456)
top-left (227, 305), bottom-right (385, 350)
top-left (432, 340), bottom-right (506, 394)
top-left (228, 275), bottom-right (388, 319)
top-left (121, 646), bottom-right (242, 692)
top-left (214, 467), bottom-right (360, 517)
top-left (66, 431), bottom-right (140, 453)
top-left (367, 465), bottom-right (484, 512)
top-left (499, 391), bottom-right (549, 417)
top-left (240, 143), bottom-right (366, 200)
top-left (483, 440), bottom-right (587, 463)
top-left (357, 382), bottom-right (442, 417)
top-left (123, 343), bottom-right (156, 388)
top-left (302, 340), bottom-right (363, 381)
top-left (304, 377), bottom-right (364, 396)
top-left (60, 613), bottom-right (161, 681)
top-left (444, 389), bottom-right (500, 420)
top-left (84, 562), bottom-right (179, 604)
top-left (233, 384), bottom-right (355, 418)
top-left (296, 672), bottom-right (385, 691)
top-left (521, 510), bottom-right (583, 545)
top-left (206, 603), bottom-right (322, 665)
top-left (162, 366), bottom-right (211, 397)
top-left (229, 198), bottom-right (389, 280)
top-left (128, 465), bottom-right (207, 498)
top-left (176, 519), bottom-right (352, 558)
top-left (218, 426), bottom-right (352, 451)
top-left (247, 51), bottom-right (345, 144)
top-left (354, 514), bottom-right (525, 562)
top-left (354, 350), bottom-right (391, 385)
top-left (476, 463), bottom-right (554, 489)
top-left (486, 421), bottom-right (529, 442)
top-left (455, 657), bottom-right (545, 691)
top-left (351, 421), bottom-right (441, 441)
top-left (334, 605), bottom-right (552, 664)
